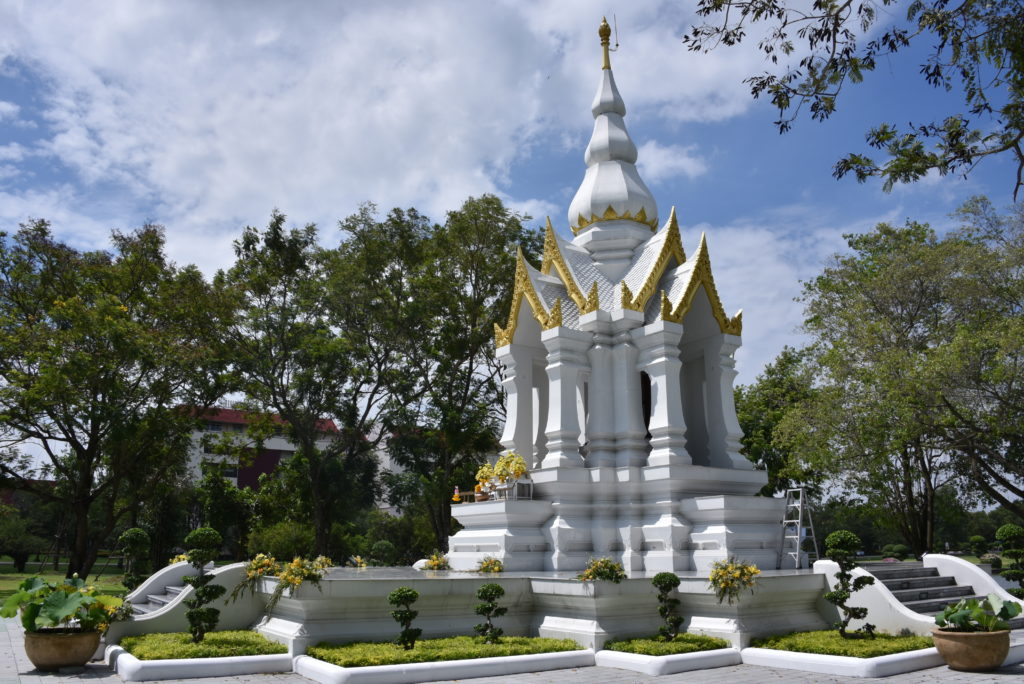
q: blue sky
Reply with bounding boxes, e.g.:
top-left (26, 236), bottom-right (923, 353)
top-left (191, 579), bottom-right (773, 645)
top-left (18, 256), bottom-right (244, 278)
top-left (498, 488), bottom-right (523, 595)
top-left (0, 0), bottom-right (1015, 383)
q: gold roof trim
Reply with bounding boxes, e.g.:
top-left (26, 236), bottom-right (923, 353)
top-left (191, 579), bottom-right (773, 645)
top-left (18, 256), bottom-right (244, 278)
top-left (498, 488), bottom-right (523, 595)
top-left (540, 218), bottom-right (590, 312)
top-left (495, 248), bottom-right (565, 347)
top-left (662, 233), bottom-right (743, 335)
top-left (571, 205), bottom-right (658, 235)
top-left (620, 207), bottom-right (686, 313)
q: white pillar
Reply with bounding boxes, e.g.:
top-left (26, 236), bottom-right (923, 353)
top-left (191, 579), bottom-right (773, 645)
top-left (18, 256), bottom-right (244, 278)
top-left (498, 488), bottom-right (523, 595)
top-left (611, 311), bottom-right (648, 468)
top-left (584, 331), bottom-right (615, 467)
top-left (532, 358), bottom-right (549, 468)
top-left (703, 334), bottom-right (750, 469)
top-left (541, 328), bottom-right (591, 469)
top-left (635, 321), bottom-right (690, 467)
top-left (497, 344), bottom-right (535, 459)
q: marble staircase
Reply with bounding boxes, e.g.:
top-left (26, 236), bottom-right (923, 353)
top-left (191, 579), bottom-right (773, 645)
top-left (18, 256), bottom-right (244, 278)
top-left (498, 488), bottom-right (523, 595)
top-left (863, 561), bottom-right (1024, 629)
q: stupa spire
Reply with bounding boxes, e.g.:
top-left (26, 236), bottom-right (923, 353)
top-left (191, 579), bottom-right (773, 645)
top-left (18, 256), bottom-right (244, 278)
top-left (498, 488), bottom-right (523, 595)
top-left (568, 18), bottom-right (658, 235)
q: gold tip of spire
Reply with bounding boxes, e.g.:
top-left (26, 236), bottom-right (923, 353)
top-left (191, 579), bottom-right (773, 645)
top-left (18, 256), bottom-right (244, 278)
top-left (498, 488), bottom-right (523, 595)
top-left (600, 17), bottom-right (611, 70)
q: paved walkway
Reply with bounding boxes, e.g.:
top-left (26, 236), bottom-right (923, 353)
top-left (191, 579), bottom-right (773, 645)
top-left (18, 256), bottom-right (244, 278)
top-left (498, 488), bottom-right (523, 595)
top-left (3, 618), bottom-right (1023, 684)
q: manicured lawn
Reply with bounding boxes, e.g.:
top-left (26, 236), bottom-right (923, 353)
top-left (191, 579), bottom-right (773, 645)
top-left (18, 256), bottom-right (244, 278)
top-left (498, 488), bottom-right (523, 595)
top-left (751, 630), bottom-right (933, 658)
top-left (0, 566), bottom-right (126, 600)
top-left (308, 636), bottom-right (582, 667)
top-left (120, 631), bottom-right (288, 660)
top-left (604, 633), bottom-right (731, 656)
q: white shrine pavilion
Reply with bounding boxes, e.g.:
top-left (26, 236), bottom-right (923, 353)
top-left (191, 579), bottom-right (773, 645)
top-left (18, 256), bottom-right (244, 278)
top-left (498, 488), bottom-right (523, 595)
top-left (449, 19), bottom-right (784, 574)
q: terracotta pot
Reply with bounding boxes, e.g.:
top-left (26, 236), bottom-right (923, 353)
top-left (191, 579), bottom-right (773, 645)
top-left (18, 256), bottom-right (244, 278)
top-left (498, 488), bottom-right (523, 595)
top-left (23, 629), bottom-right (101, 671)
top-left (931, 628), bottom-right (1010, 672)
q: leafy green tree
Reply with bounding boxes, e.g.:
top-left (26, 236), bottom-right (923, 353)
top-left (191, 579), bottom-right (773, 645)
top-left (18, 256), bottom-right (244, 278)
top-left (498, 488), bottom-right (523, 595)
top-left (824, 530), bottom-right (875, 639)
top-left (776, 215), bottom-right (1013, 555)
top-left (196, 463), bottom-right (254, 560)
top-left (384, 195), bottom-right (543, 550)
top-left (118, 527), bottom-right (151, 591)
top-left (0, 222), bottom-right (230, 577)
top-left (0, 505), bottom-right (44, 572)
top-left (734, 346), bottom-right (821, 496)
top-left (388, 586), bottom-right (421, 650)
top-left (684, 1), bottom-right (1024, 198)
top-left (473, 582), bottom-right (507, 644)
top-left (218, 211), bottom-right (379, 556)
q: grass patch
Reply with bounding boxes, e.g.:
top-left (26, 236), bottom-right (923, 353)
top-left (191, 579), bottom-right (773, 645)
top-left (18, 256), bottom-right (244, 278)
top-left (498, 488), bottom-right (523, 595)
top-left (120, 631), bottom-right (288, 660)
top-left (308, 636), bottom-right (581, 667)
top-left (751, 630), bottom-right (933, 658)
top-left (0, 569), bottom-right (126, 600)
top-left (604, 633), bottom-right (730, 656)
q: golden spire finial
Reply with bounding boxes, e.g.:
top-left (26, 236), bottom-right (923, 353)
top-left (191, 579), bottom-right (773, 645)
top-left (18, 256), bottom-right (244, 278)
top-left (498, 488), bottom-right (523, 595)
top-left (599, 17), bottom-right (611, 70)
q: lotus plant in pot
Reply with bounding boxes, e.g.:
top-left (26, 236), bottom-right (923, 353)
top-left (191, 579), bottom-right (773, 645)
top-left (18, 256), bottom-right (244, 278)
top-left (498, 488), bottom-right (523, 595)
top-left (932, 593), bottom-right (1021, 672)
top-left (1, 574), bottom-right (126, 671)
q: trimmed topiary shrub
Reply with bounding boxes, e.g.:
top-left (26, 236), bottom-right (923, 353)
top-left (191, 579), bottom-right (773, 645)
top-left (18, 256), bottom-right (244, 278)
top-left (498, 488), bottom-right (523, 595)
top-left (651, 572), bottom-right (683, 641)
top-left (182, 526), bottom-right (225, 643)
top-left (247, 520), bottom-right (314, 561)
top-left (370, 540), bottom-right (397, 566)
top-left (824, 529), bottom-right (875, 639)
top-left (474, 583), bottom-right (507, 644)
top-left (388, 586), bottom-right (422, 650)
top-left (996, 524), bottom-right (1024, 599)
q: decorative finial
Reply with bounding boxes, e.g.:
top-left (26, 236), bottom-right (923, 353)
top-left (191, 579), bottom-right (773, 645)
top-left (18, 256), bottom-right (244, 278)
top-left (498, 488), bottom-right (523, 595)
top-left (599, 17), bottom-right (611, 70)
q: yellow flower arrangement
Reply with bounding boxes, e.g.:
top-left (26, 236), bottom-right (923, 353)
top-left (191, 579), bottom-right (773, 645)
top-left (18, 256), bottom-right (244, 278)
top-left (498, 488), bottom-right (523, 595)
top-left (477, 556), bottom-right (504, 573)
top-left (230, 554), bottom-right (333, 613)
top-left (493, 452), bottom-right (528, 482)
top-left (167, 553), bottom-right (190, 565)
top-left (475, 463), bottom-right (494, 485)
top-left (424, 550), bottom-right (451, 570)
top-left (708, 557), bottom-right (760, 605)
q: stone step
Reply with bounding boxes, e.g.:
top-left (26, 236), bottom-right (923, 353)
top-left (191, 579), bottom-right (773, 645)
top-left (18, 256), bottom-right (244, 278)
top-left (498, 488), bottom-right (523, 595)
top-left (902, 594), bottom-right (988, 614)
top-left (165, 585), bottom-right (185, 595)
top-left (864, 566), bottom-right (938, 581)
top-left (131, 602), bottom-right (156, 615)
top-left (881, 575), bottom-right (955, 591)
top-left (147, 593), bottom-right (175, 606)
top-left (889, 584), bottom-right (975, 604)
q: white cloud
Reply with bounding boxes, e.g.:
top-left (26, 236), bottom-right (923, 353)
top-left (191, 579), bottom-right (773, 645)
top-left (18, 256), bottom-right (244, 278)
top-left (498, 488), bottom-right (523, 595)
top-left (637, 140), bottom-right (707, 183)
top-left (0, 99), bottom-right (19, 120)
top-left (692, 204), bottom-right (901, 383)
top-left (0, 0), bottom-right (773, 273)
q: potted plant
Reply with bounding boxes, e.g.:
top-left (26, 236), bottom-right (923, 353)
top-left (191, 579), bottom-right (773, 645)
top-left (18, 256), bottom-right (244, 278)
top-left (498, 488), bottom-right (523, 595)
top-left (0, 574), bottom-right (125, 671)
top-left (932, 593), bottom-right (1021, 672)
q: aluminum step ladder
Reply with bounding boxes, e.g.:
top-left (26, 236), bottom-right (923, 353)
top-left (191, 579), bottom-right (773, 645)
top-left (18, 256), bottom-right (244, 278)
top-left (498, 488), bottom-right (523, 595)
top-left (776, 488), bottom-right (820, 569)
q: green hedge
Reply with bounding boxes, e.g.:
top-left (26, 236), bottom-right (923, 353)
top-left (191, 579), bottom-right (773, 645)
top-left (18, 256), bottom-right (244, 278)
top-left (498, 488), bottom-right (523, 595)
top-left (604, 633), bottom-right (730, 656)
top-left (307, 636), bottom-right (580, 667)
top-left (751, 630), bottom-right (932, 658)
top-left (120, 631), bottom-right (287, 660)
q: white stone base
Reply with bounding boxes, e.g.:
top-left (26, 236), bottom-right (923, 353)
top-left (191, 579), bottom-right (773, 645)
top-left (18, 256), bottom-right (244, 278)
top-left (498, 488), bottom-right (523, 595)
top-left (594, 647), bottom-right (740, 675)
top-left (106, 645), bottom-right (292, 682)
top-left (293, 649), bottom-right (595, 684)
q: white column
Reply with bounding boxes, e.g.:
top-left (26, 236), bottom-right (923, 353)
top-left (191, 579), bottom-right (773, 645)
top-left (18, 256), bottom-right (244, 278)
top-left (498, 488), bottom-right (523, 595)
top-left (541, 328), bottom-right (591, 469)
top-left (703, 334), bottom-right (750, 469)
top-left (584, 331), bottom-right (615, 467)
top-left (611, 313), bottom-right (648, 468)
top-left (532, 358), bottom-right (549, 468)
top-left (635, 321), bottom-right (690, 467)
top-left (497, 344), bottom-right (535, 459)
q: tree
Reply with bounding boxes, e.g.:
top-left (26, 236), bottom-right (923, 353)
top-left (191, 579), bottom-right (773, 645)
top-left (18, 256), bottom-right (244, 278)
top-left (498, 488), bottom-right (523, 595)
top-left (219, 211), bottom-right (380, 556)
top-left (0, 222), bottom-right (230, 576)
top-left (777, 199), bottom-right (1024, 553)
top-left (778, 221), bottom-right (960, 555)
top-left (384, 195), bottom-right (543, 550)
top-left (684, 1), bottom-right (1024, 198)
top-left (0, 505), bottom-right (44, 572)
top-left (734, 346), bottom-right (821, 496)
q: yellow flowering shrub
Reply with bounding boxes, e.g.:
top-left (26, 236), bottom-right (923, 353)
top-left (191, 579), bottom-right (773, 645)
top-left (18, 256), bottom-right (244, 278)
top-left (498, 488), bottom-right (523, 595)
top-left (229, 554), bottom-right (333, 613)
top-left (708, 557), bottom-right (760, 605)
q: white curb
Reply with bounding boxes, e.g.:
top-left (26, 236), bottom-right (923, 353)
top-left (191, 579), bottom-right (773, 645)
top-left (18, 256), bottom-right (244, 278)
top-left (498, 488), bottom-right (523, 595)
top-left (595, 647), bottom-right (740, 675)
top-left (293, 648), bottom-right (595, 684)
top-left (740, 646), bottom-right (944, 678)
top-left (105, 645), bottom-right (292, 681)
